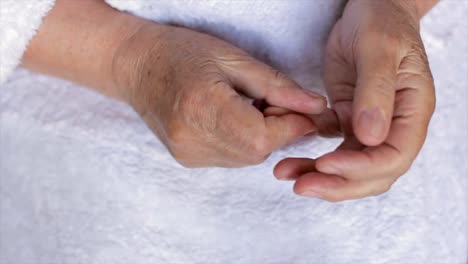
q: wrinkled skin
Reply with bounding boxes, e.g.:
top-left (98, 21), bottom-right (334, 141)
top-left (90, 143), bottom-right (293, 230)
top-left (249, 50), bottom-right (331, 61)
top-left (113, 24), bottom-right (327, 168)
top-left (274, 0), bottom-right (436, 201)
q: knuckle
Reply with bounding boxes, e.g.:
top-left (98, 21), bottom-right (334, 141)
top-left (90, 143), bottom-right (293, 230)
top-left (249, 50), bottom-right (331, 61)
top-left (242, 136), bottom-right (272, 165)
top-left (250, 136), bottom-right (272, 158)
top-left (270, 69), bottom-right (290, 88)
top-left (273, 70), bottom-right (286, 82)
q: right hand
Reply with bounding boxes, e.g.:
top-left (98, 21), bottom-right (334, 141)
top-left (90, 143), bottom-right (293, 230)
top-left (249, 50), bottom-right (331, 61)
top-left (112, 24), bottom-right (327, 167)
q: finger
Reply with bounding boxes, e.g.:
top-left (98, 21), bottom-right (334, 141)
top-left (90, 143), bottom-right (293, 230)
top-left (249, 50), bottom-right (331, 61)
top-left (352, 34), bottom-right (401, 146)
top-left (315, 147), bottom-right (403, 180)
top-left (293, 172), bottom-right (394, 202)
top-left (262, 114), bottom-right (317, 153)
top-left (264, 106), bottom-right (342, 139)
top-left (273, 158), bottom-right (316, 181)
top-left (310, 108), bottom-right (342, 138)
top-left (263, 106), bottom-right (294, 117)
top-left (214, 85), bottom-right (317, 165)
top-left (202, 84), bottom-right (272, 165)
top-left (220, 59), bottom-right (327, 114)
top-left (273, 135), bottom-right (362, 181)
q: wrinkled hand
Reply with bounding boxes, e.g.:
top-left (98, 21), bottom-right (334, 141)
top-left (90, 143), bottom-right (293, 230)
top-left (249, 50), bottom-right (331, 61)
top-left (274, 0), bottom-right (435, 201)
top-left (114, 24), bottom-right (326, 167)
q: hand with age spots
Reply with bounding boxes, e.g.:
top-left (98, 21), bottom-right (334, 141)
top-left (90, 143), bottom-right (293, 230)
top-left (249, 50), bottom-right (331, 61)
top-left (113, 25), bottom-right (328, 167)
top-left (274, 0), bottom-right (437, 201)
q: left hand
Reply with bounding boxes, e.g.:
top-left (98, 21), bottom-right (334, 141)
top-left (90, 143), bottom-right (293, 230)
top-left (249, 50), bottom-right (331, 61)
top-left (274, 0), bottom-right (436, 201)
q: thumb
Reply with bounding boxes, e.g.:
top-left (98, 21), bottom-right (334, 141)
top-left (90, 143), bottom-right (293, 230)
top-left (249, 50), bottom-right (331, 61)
top-left (220, 58), bottom-right (327, 115)
top-left (352, 37), bottom-right (400, 146)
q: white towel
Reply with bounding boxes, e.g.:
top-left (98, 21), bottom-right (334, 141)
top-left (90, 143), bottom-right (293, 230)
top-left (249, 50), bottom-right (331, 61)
top-left (0, 1), bottom-right (467, 263)
top-left (0, 0), bottom-right (55, 84)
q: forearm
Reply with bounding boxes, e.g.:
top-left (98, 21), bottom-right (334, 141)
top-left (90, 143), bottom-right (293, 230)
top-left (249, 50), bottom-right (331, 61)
top-left (22, 0), bottom-right (160, 100)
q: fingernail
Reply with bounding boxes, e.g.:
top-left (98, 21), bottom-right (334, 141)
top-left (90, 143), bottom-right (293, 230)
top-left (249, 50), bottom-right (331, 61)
top-left (303, 90), bottom-right (326, 114)
top-left (304, 89), bottom-right (325, 99)
top-left (299, 189), bottom-right (322, 198)
top-left (358, 107), bottom-right (386, 140)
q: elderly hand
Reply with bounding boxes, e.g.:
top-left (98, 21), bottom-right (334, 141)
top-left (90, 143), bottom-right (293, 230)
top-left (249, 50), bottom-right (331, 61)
top-left (24, 0), bottom-right (326, 168)
top-left (113, 24), bottom-right (327, 167)
top-left (274, 0), bottom-right (436, 201)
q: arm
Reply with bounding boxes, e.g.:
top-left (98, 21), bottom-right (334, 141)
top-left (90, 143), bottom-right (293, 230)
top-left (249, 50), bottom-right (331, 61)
top-left (22, 0), bottom-right (151, 100)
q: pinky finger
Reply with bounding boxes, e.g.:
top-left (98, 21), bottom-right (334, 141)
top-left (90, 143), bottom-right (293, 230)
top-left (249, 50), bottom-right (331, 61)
top-left (293, 172), bottom-right (395, 202)
top-left (274, 158), bottom-right (316, 181)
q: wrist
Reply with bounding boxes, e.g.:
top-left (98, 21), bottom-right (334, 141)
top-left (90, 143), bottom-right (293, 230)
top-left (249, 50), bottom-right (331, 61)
top-left (91, 12), bottom-right (149, 102)
top-left (111, 22), bottom-right (173, 107)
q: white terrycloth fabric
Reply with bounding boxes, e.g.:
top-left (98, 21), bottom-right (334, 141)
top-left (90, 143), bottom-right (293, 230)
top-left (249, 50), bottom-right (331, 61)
top-left (0, 0), bottom-right (467, 264)
top-left (0, 0), bottom-right (55, 84)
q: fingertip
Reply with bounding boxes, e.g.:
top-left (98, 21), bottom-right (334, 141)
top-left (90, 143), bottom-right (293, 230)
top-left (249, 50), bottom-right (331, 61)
top-left (273, 158), bottom-right (316, 181)
top-left (273, 158), bottom-right (292, 180)
top-left (354, 107), bottom-right (389, 146)
top-left (304, 91), bottom-right (328, 114)
top-left (293, 172), bottom-right (347, 199)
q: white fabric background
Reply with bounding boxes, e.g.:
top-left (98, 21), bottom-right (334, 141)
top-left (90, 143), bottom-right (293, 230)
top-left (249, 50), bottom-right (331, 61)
top-left (0, 0), bottom-right (55, 84)
top-left (1, 0), bottom-right (467, 263)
